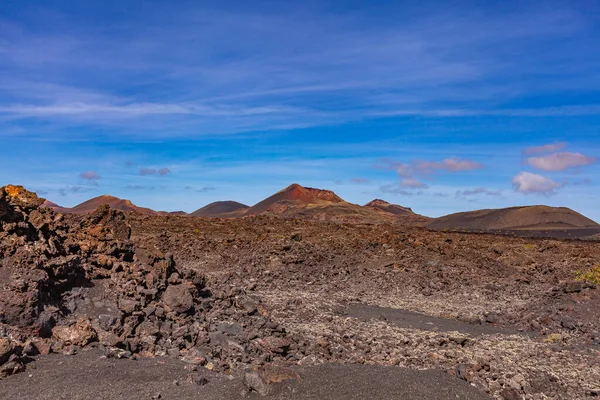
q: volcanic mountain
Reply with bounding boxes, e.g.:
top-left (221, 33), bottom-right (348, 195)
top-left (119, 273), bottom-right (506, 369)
top-left (365, 199), bottom-right (414, 216)
top-left (245, 183), bottom-right (345, 215)
top-left (191, 201), bottom-right (249, 217)
top-left (428, 205), bottom-right (600, 232)
top-left (44, 195), bottom-right (158, 215)
top-left (238, 184), bottom-right (426, 225)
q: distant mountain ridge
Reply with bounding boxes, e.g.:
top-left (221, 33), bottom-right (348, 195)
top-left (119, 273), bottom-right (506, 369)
top-left (185, 183), bottom-right (424, 224)
top-left (37, 185), bottom-right (599, 235)
top-left (35, 184), bottom-right (428, 226)
top-left (428, 205), bottom-right (600, 231)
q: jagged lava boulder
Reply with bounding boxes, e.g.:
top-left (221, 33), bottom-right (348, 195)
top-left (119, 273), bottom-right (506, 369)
top-left (0, 185), bottom-right (300, 379)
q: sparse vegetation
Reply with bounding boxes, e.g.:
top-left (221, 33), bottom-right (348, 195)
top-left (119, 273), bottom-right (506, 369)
top-left (575, 264), bottom-right (600, 285)
top-left (543, 333), bottom-right (564, 344)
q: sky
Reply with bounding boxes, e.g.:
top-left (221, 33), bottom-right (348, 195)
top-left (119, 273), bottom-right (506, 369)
top-left (1, 0), bottom-right (600, 220)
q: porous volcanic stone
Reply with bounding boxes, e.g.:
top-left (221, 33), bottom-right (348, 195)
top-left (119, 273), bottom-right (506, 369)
top-left (162, 284), bottom-right (194, 314)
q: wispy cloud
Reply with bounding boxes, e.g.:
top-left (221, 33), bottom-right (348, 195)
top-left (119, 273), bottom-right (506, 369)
top-left (350, 177), bottom-right (370, 184)
top-left (185, 185), bottom-right (215, 193)
top-left (0, 102), bottom-right (300, 118)
top-left (371, 105), bottom-right (600, 118)
top-left (522, 142), bottom-right (568, 155)
top-left (79, 171), bottom-right (101, 181)
top-left (126, 184), bottom-right (155, 190)
top-left (379, 157), bottom-right (483, 189)
top-left (401, 177), bottom-right (428, 189)
top-left (139, 168), bottom-right (156, 176)
top-left (57, 185), bottom-right (96, 197)
top-left (456, 187), bottom-right (502, 198)
top-left (0, 4), bottom-right (597, 138)
top-left (527, 152), bottom-right (596, 171)
top-left (414, 158), bottom-right (484, 174)
top-left (139, 167), bottom-right (172, 176)
top-left (380, 184), bottom-right (421, 196)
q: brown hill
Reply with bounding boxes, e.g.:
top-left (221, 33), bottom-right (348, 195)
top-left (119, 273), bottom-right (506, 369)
top-left (41, 199), bottom-right (72, 214)
top-left (428, 205), bottom-right (600, 231)
top-left (245, 183), bottom-right (345, 215)
top-left (191, 201), bottom-right (249, 217)
top-left (46, 195), bottom-right (158, 215)
top-left (365, 199), bottom-right (414, 216)
top-left (70, 195), bottom-right (158, 215)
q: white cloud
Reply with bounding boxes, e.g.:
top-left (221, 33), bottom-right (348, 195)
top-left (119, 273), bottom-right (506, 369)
top-left (512, 171), bottom-right (560, 195)
top-left (386, 157), bottom-right (483, 190)
top-left (527, 152), bottom-right (596, 171)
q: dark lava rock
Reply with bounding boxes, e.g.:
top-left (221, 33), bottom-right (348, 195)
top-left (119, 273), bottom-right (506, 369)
top-left (208, 332), bottom-right (229, 347)
top-left (181, 347), bottom-right (208, 366)
top-left (37, 311), bottom-right (56, 338)
top-left (243, 371), bottom-right (271, 396)
top-left (162, 284), bottom-right (194, 314)
top-left (500, 387), bottom-right (522, 400)
top-left (118, 298), bottom-right (140, 314)
top-left (187, 374), bottom-right (209, 386)
top-left (217, 323), bottom-right (244, 337)
top-left (561, 317), bottom-right (577, 331)
top-left (0, 338), bottom-right (14, 365)
top-left (0, 354), bottom-right (24, 378)
top-left (563, 281), bottom-right (583, 294)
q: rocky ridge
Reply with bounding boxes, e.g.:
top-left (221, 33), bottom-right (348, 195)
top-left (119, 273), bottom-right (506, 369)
top-left (0, 186), bottom-right (299, 383)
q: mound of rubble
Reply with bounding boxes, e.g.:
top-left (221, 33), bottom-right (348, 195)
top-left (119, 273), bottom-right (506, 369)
top-left (0, 185), bottom-right (297, 379)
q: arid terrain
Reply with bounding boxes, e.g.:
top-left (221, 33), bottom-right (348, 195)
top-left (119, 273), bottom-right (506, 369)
top-left (43, 184), bottom-right (600, 240)
top-left (2, 184), bottom-right (600, 399)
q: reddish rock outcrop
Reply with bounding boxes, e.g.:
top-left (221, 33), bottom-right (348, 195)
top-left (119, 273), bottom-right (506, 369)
top-left (0, 186), bottom-right (298, 379)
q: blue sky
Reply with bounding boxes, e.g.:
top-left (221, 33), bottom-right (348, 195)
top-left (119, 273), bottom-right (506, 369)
top-left (1, 0), bottom-right (599, 220)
